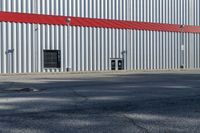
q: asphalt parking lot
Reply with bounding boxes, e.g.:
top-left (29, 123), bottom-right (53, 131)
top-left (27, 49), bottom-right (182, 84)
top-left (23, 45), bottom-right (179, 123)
top-left (0, 71), bottom-right (200, 133)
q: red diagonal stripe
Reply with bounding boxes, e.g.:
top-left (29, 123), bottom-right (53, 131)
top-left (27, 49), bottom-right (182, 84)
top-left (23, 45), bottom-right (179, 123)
top-left (0, 11), bottom-right (199, 33)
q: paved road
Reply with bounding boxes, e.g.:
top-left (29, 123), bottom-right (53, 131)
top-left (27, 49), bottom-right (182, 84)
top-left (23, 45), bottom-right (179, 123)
top-left (0, 71), bottom-right (200, 133)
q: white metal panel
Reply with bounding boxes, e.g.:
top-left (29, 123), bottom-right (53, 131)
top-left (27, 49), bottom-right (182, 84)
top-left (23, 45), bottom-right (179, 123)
top-left (0, 0), bottom-right (200, 74)
top-left (1, 0), bottom-right (195, 25)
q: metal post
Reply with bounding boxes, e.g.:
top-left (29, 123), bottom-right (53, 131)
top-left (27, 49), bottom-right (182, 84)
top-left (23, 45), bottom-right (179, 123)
top-left (6, 49), bottom-right (14, 73)
top-left (180, 25), bottom-right (184, 69)
top-left (66, 18), bottom-right (71, 72)
top-left (121, 51), bottom-right (127, 70)
top-left (34, 25), bottom-right (38, 72)
top-left (33, 0), bottom-right (38, 73)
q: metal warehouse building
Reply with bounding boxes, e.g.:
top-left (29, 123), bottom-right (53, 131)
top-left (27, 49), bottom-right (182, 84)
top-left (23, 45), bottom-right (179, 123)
top-left (0, 0), bottom-right (200, 74)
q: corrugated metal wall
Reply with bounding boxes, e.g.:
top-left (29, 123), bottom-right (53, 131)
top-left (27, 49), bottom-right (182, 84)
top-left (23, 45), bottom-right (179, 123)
top-left (0, 0), bottom-right (200, 74)
top-left (0, 22), bottom-right (129, 73)
top-left (0, 0), bottom-right (196, 24)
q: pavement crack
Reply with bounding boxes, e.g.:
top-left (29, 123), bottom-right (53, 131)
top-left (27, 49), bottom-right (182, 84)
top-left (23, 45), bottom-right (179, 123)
top-left (122, 114), bottom-right (151, 133)
top-left (71, 88), bottom-right (89, 103)
top-left (0, 81), bottom-right (15, 92)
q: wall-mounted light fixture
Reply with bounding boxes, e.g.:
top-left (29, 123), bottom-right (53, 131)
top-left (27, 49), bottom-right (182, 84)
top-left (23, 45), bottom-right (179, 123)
top-left (180, 25), bottom-right (184, 29)
top-left (66, 18), bottom-right (71, 26)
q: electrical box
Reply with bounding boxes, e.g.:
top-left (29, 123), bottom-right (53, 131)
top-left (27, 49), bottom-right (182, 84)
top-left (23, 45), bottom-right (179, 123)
top-left (110, 58), bottom-right (124, 71)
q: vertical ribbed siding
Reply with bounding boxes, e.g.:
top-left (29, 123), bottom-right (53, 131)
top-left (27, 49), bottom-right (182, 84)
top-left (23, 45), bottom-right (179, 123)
top-left (0, 22), bottom-right (35, 73)
top-left (0, 0), bottom-right (195, 25)
top-left (128, 30), bottom-right (181, 70)
top-left (1, 23), bottom-right (200, 74)
top-left (0, 0), bottom-right (129, 20)
top-left (194, 34), bottom-right (200, 68)
top-left (0, 0), bottom-right (200, 74)
top-left (0, 23), bottom-right (128, 73)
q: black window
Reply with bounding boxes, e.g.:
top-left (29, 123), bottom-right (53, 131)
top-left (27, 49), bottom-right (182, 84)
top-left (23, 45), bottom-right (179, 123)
top-left (118, 60), bottom-right (123, 70)
top-left (43, 50), bottom-right (61, 68)
top-left (111, 60), bottom-right (116, 70)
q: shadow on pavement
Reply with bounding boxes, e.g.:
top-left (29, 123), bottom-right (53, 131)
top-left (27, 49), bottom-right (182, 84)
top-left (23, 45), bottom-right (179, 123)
top-left (0, 73), bottom-right (200, 133)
